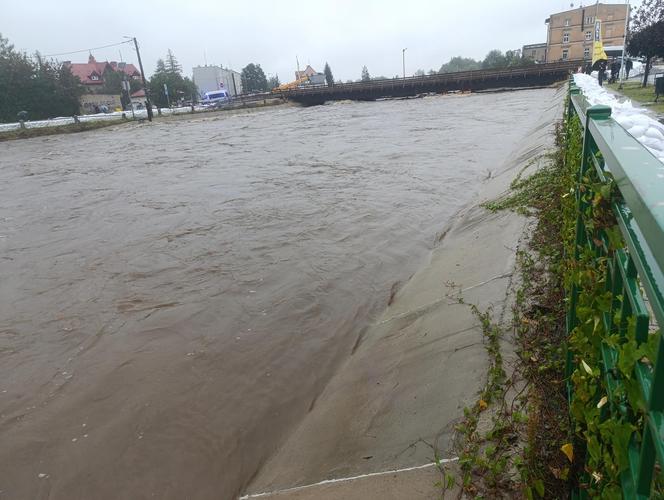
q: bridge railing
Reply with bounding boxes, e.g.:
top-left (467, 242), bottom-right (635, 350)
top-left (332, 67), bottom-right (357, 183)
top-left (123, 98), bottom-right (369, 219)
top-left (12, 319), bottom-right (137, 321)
top-left (279, 60), bottom-right (582, 96)
top-left (566, 79), bottom-right (664, 497)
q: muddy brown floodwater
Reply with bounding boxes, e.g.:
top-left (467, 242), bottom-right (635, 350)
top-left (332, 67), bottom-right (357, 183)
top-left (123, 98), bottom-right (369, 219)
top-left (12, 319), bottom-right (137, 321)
top-left (0, 88), bottom-right (555, 499)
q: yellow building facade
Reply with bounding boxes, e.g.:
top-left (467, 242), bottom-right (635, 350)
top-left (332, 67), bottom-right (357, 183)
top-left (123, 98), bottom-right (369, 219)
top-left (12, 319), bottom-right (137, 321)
top-left (546, 3), bottom-right (629, 62)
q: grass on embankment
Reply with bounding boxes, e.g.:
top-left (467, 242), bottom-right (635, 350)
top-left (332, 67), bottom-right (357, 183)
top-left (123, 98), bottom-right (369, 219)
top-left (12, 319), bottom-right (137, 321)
top-left (0, 119), bottom-right (128, 142)
top-left (608, 80), bottom-right (664, 115)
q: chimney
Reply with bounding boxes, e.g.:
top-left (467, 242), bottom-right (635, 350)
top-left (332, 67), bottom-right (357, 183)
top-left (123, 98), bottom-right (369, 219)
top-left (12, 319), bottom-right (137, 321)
top-left (88, 54), bottom-right (96, 63)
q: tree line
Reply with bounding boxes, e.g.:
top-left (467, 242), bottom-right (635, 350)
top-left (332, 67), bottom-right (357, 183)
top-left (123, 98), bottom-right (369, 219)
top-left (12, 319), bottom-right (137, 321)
top-left (355, 49), bottom-right (532, 84)
top-left (627, 0), bottom-right (664, 87)
top-left (0, 33), bottom-right (83, 122)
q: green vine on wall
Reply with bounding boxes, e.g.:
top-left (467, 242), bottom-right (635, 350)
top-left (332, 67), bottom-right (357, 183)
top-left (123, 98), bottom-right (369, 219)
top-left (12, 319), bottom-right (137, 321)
top-left (563, 107), bottom-right (662, 498)
top-left (478, 96), bottom-right (662, 498)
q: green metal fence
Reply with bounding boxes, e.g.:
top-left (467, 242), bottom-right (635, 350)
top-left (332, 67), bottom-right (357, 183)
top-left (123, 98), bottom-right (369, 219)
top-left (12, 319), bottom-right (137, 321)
top-left (566, 78), bottom-right (664, 498)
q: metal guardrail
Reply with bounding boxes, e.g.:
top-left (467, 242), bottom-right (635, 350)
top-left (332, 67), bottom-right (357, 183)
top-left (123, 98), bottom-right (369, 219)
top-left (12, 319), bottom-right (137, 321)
top-left (567, 79), bottom-right (664, 498)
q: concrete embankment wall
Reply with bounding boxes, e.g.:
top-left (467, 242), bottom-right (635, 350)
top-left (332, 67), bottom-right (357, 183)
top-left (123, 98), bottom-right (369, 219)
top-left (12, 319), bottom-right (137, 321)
top-left (241, 84), bottom-right (567, 500)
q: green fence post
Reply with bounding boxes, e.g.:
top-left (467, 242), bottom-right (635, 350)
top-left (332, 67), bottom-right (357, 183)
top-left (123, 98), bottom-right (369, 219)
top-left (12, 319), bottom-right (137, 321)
top-left (568, 105), bottom-right (612, 333)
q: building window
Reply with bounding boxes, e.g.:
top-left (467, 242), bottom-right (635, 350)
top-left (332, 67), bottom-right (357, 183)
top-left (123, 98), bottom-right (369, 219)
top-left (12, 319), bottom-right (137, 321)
top-left (562, 49), bottom-right (569, 60)
top-left (90, 74), bottom-right (100, 81)
top-left (531, 50), bottom-right (536, 57)
top-left (585, 30), bottom-right (592, 40)
top-left (563, 32), bottom-right (570, 43)
top-left (564, 18), bottom-right (571, 26)
top-left (586, 16), bottom-right (594, 24)
top-left (584, 47), bottom-right (590, 58)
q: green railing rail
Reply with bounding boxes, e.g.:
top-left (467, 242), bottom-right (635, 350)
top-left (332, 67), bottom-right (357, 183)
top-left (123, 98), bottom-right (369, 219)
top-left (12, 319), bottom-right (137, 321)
top-left (566, 78), bottom-right (664, 498)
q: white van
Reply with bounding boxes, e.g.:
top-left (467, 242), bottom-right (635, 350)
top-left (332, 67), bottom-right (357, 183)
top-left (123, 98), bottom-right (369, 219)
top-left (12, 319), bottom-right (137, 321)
top-left (201, 90), bottom-right (230, 106)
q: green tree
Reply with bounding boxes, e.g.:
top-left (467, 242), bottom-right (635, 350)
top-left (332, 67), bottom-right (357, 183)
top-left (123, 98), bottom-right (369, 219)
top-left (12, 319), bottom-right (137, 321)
top-left (361, 65), bottom-right (371, 81)
top-left (149, 50), bottom-right (198, 107)
top-left (98, 68), bottom-right (141, 109)
top-left (629, 0), bottom-right (664, 86)
top-left (0, 34), bottom-right (83, 122)
top-left (165, 49), bottom-right (182, 74)
top-left (414, 69), bottom-right (425, 77)
top-left (439, 56), bottom-right (480, 73)
top-left (241, 63), bottom-right (268, 92)
top-left (267, 74), bottom-right (280, 89)
top-left (482, 50), bottom-right (508, 69)
top-left (628, 20), bottom-right (664, 86)
top-left (632, 0), bottom-right (664, 32)
top-left (324, 62), bottom-right (334, 86)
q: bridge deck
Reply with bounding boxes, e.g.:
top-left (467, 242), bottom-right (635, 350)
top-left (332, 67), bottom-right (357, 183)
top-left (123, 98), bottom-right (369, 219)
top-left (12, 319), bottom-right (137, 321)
top-left (277, 60), bottom-right (582, 105)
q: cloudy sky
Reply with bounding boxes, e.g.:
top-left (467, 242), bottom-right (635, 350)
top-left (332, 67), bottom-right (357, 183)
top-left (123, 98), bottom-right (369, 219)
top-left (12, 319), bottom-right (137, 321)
top-left (3, 0), bottom-right (634, 83)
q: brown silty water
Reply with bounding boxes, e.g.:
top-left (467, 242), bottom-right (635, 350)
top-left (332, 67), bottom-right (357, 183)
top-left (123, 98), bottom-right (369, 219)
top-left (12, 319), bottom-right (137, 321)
top-left (0, 88), bottom-right (556, 499)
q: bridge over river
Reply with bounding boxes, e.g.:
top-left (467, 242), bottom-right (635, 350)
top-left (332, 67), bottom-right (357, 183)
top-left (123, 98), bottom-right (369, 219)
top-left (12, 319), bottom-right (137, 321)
top-left (277, 60), bottom-right (581, 105)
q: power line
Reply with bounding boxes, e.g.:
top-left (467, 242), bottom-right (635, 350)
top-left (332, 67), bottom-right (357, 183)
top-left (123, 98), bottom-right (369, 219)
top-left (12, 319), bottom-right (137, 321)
top-left (42, 40), bottom-right (133, 58)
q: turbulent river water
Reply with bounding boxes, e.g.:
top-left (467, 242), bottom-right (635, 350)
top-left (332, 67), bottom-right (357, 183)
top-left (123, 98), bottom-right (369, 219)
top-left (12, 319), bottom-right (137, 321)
top-left (0, 88), bottom-right (555, 499)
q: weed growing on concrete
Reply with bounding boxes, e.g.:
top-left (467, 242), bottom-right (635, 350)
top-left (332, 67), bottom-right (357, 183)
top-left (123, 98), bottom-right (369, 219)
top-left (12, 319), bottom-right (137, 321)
top-left (449, 297), bottom-right (523, 498)
top-left (454, 111), bottom-right (580, 499)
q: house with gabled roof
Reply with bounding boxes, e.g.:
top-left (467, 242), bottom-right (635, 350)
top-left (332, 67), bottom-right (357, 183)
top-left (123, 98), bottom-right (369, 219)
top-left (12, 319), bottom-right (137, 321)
top-left (62, 55), bottom-right (142, 114)
top-left (294, 64), bottom-right (317, 80)
top-left (64, 55), bottom-right (141, 89)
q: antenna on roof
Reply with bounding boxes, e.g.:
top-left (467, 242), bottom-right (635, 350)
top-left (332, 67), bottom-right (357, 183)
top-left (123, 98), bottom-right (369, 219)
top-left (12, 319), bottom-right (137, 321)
top-left (204, 49), bottom-right (207, 66)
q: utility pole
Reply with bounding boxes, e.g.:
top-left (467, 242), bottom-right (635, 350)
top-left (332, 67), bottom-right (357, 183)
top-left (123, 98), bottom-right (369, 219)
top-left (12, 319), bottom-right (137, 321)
top-left (402, 48), bottom-right (407, 79)
top-left (130, 36), bottom-right (153, 121)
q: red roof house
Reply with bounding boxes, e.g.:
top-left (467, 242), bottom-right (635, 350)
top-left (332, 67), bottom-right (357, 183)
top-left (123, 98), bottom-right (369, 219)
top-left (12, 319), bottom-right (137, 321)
top-left (64, 55), bottom-right (142, 87)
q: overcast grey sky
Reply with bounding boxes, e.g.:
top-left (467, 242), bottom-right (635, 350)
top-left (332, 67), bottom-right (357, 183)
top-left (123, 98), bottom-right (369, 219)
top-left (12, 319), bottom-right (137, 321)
top-left (3, 0), bottom-right (635, 83)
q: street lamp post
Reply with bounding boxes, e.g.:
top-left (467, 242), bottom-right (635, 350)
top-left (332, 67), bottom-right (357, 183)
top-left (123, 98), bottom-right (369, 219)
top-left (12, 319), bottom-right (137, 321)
top-left (402, 48), bottom-right (407, 79)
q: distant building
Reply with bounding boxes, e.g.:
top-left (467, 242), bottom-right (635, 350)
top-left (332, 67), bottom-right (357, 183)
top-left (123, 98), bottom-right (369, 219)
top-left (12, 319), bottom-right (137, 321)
top-left (130, 89), bottom-right (146, 107)
top-left (545, 3), bottom-right (629, 62)
top-left (192, 65), bottom-right (243, 97)
top-left (64, 55), bottom-right (141, 89)
top-left (63, 55), bottom-right (141, 113)
top-left (295, 65), bottom-right (317, 80)
top-left (522, 43), bottom-right (547, 63)
top-left (308, 74), bottom-right (326, 86)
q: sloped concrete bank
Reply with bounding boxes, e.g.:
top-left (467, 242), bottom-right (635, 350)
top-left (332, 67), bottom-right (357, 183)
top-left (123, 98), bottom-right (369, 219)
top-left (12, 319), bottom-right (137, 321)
top-left (241, 84), bottom-right (567, 499)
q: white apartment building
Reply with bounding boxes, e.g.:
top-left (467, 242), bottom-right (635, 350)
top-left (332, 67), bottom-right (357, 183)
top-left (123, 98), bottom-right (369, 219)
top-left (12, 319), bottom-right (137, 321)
top-left (192, 65), bottom-right (243, 97)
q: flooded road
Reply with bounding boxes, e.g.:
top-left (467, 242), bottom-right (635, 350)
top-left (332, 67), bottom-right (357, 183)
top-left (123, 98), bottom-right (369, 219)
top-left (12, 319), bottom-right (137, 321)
top-left (0, 88), bottom-right (556, 499)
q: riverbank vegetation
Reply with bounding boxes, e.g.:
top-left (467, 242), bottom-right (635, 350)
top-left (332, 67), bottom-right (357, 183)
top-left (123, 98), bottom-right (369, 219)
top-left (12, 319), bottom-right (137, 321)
top-left (468, 88), bottom-right (664, 498)
top-left (450, 102), bottom-right (583, 498)
top-left (438, 49), bottom-right (535, 74)
top-left (0, 33), bottom-right (83, 122)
